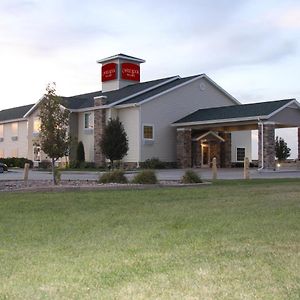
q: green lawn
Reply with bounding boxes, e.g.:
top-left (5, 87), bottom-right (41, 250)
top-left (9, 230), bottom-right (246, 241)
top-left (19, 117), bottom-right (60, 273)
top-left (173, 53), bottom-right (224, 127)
top-left (0, 180), bottom-right (300, 299)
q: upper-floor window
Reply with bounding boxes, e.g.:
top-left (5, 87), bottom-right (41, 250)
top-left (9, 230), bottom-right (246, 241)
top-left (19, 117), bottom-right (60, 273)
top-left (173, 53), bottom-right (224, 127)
top-left (84, 113), bottom-right (93, 129)
top-left (236, 147), bottom-right (245, 162)
top-left (33, 118), bottom-right (41, 133)
top-left (11, 123), bottom-right (18, 141)
top-left (143, 124), bottom-right (154, 140)
top-left (0, 125), bottom-right (3, 142)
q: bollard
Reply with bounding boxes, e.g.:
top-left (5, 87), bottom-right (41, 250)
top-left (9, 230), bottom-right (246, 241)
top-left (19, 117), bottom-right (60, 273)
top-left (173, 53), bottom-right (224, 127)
top-left (24, 163), bottom-right (30, 183)
top-left (244, 157), bottom-right (250, 179)
top-left (212, 157), bottom-right (217, 180)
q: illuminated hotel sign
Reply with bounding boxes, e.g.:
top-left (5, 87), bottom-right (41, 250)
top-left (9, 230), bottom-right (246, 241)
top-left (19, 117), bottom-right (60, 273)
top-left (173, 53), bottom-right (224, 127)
top-left (102, 63), bottom-right (117, 82)
top-left (121, 63), bottom-right (140, 81)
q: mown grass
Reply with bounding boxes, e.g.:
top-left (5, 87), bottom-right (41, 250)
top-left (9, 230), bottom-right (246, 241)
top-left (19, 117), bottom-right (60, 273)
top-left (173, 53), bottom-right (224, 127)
top-left (0, 180), bottom-right (300, 299)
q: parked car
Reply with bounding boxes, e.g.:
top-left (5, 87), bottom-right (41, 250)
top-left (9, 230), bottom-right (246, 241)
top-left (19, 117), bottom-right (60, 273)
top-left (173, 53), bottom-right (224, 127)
top-left (0, 163), bottom-right (8, 173)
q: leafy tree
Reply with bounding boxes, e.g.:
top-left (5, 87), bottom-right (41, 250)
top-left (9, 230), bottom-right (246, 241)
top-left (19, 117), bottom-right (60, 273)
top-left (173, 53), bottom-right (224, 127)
top-left (275, 136), bottom-right (291, 162)
top-left (100, 117), bottom-right (129, 167)
top-left (39, 83), bottom-right (70, 184)
top-left (76, 141), bottom-right (85, 164)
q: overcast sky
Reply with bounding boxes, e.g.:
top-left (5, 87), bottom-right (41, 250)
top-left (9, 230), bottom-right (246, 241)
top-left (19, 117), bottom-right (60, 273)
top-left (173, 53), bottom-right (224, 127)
top-left (1, 0), bottom-right (300, 157)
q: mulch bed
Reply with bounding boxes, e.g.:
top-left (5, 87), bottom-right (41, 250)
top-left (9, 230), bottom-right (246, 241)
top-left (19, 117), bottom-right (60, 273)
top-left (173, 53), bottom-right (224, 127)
top-left (0, 180), bottom-right (209, 193)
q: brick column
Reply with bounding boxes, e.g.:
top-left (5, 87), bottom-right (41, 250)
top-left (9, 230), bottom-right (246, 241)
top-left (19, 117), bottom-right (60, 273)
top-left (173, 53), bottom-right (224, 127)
top-left (94, 97), bottom-right (106, 167)
top-left (298, 128), bottom-right (300, 160)
top-left (220, 132), bottom-right (231, 168)
top-left (258, 122), bottom-right (275, 170)
top-left (177, 128), bottom-right (192, 168)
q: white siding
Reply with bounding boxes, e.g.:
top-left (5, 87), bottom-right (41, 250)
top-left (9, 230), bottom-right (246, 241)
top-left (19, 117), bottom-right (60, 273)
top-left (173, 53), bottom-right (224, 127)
top-left (140, 77), bottom-right (238, 161)
top-left (0, 120), bottom-right (28, 158)
top-left (231, 131), bottom-right (252, 162)
top-left (118, 107), bottom-right (140, 162)
top-left (78, 112), bottom-right (94, 162)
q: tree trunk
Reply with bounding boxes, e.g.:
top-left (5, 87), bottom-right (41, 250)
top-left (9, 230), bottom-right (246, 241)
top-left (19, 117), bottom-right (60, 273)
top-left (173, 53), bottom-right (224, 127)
top-left (52, 158), bottom-right (57, 185)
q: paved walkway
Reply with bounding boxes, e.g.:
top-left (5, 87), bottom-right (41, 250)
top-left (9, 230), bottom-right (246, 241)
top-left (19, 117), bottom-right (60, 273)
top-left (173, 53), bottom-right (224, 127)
top-left (1, 168), bottom-right (300, 181)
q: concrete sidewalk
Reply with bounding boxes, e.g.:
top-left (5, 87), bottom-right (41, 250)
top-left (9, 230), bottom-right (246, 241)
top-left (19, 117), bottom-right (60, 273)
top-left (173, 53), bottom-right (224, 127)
top-left (1, 168), bottom-right (300, 181)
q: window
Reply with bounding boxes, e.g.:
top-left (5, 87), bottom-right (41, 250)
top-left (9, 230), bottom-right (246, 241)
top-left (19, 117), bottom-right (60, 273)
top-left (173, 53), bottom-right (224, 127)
top-left (33, 118), bottom-right (41, 133)
top-left (0, 149), bottom-right (4, 158)
top-left (0, 125), bottom-right (3, 142)
top-left (143, 125), bottom-right (154, 140)
top-left (84, 113), bottom-right (93, 129)
top-left (11, 123), bottom-right (18, 141)
top-left (236, 147), bottom-right (246, 162)
top-left (33, 145), bottom-right (41, 162)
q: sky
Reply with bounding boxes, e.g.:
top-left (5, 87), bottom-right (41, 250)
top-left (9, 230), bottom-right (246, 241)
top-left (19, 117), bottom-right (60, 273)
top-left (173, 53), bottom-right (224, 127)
top-left (0, 0), bottom-right (300, 158)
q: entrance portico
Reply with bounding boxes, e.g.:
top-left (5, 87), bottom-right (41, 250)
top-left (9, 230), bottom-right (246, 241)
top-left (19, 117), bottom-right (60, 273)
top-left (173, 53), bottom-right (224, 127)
top-left (173, 99), bottom-right (300, 170)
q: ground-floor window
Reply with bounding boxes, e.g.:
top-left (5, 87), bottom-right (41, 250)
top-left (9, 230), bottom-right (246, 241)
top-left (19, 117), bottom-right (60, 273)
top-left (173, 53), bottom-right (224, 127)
top-left (33, 145), bottom-right (41, 162)
top-left (236, 147), bottom-right (245, 161)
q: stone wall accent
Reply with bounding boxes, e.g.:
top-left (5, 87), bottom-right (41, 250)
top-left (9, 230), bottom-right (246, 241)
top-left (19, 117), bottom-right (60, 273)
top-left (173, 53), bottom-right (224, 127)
top-left (258, 122), bottom-right (275, 170)
top-left (94, 98), bottom-right (106, 167)
top-left (192, 141), bottom-right (201, 167)
top-left (220, 132), bottom-right (231, 168)
top-left (177, 128), bottom-right (192, 168)
top-left (298, 128), bottom-right (300, 160)
top-left (210, 142), bottom-right (221, 168)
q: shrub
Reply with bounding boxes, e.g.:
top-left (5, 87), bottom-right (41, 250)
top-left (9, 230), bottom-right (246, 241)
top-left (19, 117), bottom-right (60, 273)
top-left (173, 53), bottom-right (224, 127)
top-left (132, 170), bottom-right (157, 184)
top-left (80, 161), bottom-right (96, 169)
top-left (0, 157), bottom-right (33, 168)
top-left (99, 170), bottom-right (128, 184)
top-left (39, 160), bottom-right (52, 169)
top-left (140, 157), bottom-right (166, 169)
top-left (76, 141), bottom-right (85, 163)
top-left (181, 170), bottom-right (202, 184)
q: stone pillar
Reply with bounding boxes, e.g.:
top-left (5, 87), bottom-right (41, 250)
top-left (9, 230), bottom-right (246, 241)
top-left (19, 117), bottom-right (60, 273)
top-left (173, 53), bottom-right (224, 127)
top-left (220, 132), bottom-right (231, 168)
top-left (298, 128), bottom-right (300, 160)
top-left (177, 128), bottom-right (192, 168)
top-left (94, 97), bottom-right (107, 167)
top-left (258, 122), bottom-right (275, 170)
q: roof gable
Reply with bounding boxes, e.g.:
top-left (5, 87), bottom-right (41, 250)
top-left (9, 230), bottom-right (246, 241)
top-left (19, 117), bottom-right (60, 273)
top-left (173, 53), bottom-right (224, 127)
top-left (174, 99), bottom-right (296, 125)
top-left (0, 104), bottom-right (34, 123)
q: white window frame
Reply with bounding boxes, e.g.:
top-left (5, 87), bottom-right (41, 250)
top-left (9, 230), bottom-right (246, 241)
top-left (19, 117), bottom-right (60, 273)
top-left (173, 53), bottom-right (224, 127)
top-left (84, 113), bottom-right (94, 131)
top-left (142, 124), bottom-right (155, 141)
top-left (236, 147), bottom-right (246, 162)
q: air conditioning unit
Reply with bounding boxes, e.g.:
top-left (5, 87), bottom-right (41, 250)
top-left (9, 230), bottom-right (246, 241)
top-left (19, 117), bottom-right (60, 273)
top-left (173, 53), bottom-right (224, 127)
top-left (11, 136), bottom-right (18, 141)
top-left (0, 138), bottom-right (3, 142)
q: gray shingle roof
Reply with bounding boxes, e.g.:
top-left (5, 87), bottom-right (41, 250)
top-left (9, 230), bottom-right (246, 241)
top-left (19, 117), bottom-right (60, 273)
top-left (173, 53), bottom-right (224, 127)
top-left (0, 104), bottom-right (34, 122)
top-left (61, 75), bottom-right (199, 109)
top-left (174, 99), bottom-right (294, 124)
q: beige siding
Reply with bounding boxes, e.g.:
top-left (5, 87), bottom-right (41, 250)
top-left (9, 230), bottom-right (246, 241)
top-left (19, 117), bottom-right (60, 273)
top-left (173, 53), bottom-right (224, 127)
top-left (0, 120), bottom-right (28, 158)
top-left (118, 107), bottom-right (140, 162)
top-left (231, 131), bottom-right (252, 162)
top-left (140, 77), bottom-right (238, 161)
top-left (77, 112), bottom-right (94, 162)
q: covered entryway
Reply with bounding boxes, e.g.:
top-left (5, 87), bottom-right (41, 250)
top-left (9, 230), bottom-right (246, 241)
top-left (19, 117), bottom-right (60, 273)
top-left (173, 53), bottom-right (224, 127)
top-left (174, 99), bottom-right (300, 169)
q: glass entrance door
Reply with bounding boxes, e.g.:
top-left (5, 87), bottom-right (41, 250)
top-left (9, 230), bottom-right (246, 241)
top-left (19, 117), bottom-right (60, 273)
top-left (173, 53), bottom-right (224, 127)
top-left (201, 144), bottom-right (210, 168)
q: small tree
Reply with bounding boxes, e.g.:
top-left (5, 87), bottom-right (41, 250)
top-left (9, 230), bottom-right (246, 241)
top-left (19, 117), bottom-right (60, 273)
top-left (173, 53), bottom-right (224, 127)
top-left (39, 83), bottom-right (70, 184)
top-left (100, 118), bottom-right (129, 167)
top-left (76, 141), bottom-right (85, 165)
top-left (275, 136), bottom-right (291, 162)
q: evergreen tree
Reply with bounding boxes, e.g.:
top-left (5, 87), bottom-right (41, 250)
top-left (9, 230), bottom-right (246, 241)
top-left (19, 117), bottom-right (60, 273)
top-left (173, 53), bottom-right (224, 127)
top-left (100, 118), bottom-right (129, 167)
top-left (275, 136), bottom-right (291, 162)
top-left (39, 83), bottom-right (70, 184)
top-left (76, 141), bottom-right (85, 164)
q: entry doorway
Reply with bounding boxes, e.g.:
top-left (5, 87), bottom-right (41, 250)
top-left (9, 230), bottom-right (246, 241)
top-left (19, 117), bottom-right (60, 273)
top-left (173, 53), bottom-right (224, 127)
top-left (201, 144), bottom-right (210, 168)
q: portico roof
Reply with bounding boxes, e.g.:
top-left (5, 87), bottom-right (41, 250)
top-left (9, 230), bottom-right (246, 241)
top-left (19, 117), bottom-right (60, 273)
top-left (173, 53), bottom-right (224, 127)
top-left (173, 99), bottom-right (299, 127)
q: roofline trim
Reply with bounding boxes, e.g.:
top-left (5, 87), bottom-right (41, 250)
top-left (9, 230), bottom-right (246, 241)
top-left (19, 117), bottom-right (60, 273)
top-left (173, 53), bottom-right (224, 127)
top-left (108, 76), bottom-right (180, 107)
top-left (128, 74), bottom-right (240, 107)
top-left (172, 115), bottom-right (269, 127)
top-left (23, 96), bottom-right (44, 118)
top-left (0, 117), bottom-right (28, 125)
top-left (132, 75), bottom-right (205, 107)
top-left (97, 54), bottom-right (145, 64)
top-left (267, 99), bottom-right (299, 119)
top-left (192, 131), bottom-right (225, 142)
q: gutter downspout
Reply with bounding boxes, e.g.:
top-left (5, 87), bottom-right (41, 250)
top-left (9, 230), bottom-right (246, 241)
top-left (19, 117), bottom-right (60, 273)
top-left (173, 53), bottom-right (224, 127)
top-left (258, 118), bottom-right (264, 171)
